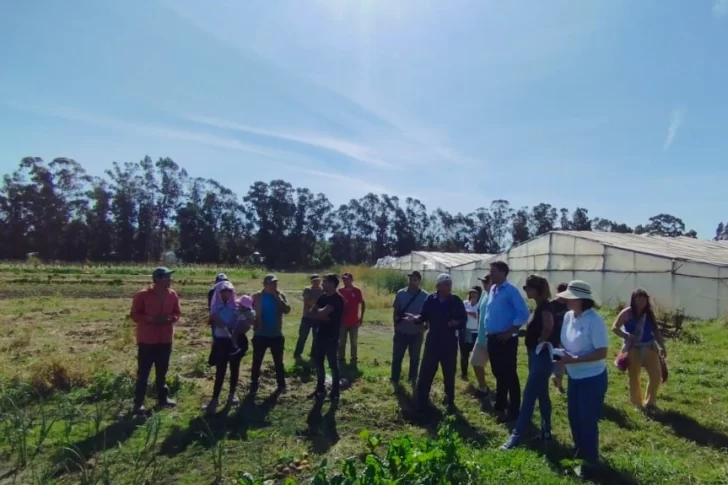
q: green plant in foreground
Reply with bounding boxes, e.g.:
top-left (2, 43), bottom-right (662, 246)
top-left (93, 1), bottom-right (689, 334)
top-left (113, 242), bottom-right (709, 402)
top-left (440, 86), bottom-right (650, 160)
top-left (237, 418), bottom-right (479, 485)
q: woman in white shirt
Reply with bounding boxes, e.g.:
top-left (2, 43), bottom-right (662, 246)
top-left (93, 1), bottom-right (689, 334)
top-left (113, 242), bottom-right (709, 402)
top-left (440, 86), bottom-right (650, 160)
top-left (556, 280), bottom-right (609, 467)
top-left (459, 286), bottom-right (482, 380)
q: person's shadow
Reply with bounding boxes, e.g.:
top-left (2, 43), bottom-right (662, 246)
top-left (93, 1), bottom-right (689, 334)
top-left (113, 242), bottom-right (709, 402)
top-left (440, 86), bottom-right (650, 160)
top-left (299, 395), bottom-right (340, 454)
top-left (392, 384), bottom-right (492, 446)
top-left (649, 409), bottom-right (728, 451)
top-left (159, 389), bottom-right (281, 456)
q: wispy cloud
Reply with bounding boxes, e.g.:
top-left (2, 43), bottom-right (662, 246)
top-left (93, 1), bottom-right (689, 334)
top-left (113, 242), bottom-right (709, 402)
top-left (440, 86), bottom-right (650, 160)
top-left (2, 100), bottom-right (319, 164)
top-left (182, 114), bottom-right (394, 169)
top-left (292, 168), bottom-right (394, 195)
top-left (713, 0), bottom-right (728, 17)
top-left (663, 107), bottom-right (685, 151)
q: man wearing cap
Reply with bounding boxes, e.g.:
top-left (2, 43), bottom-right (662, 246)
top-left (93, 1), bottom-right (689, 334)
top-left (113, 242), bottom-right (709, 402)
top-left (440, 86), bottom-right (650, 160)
top-left (481, 261), bottom-right (530, 421)
top-left (470, 274), bottom-right (492, 395)
top-left (403, 273), bottom-right (467, 412)
top-left (339, 272), bottom-right (366, 365)
top-left (294, 274), bottom-right (324, 360)
top-left (129, 267), bottom-right (182, 414)
top-left (250, 274), bottom-right (291, 393)
top-left (390, 271), bottom-right (429, 387)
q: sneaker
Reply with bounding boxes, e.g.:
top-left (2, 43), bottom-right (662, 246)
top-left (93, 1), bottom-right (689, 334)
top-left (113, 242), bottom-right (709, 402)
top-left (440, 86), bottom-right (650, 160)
top-left (157, 397), bottom-right (177, 409)
top-left (205, 399), bottom-right (219, 415)
top-left (227, 394), bottom-right (240, 406)
top-left (132, 405), bottom-right (147, 416)
top-left (501, 433), bottom-right (520, 450)
top-left (474, 387), bottom-right (490, 398)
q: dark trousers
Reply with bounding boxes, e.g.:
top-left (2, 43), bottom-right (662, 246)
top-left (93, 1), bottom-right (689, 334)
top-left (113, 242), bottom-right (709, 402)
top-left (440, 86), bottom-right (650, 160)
top-left (294, 318), bottom-right (318, 358)
top-left (314, 333), bottom-right (340, 395)
top-left (134, 343), bottom-right (172, 408)
top-left (250, 335), bottom-right (286, 388)
top-left (568, 370), bottom-right (608, 463)
top-left (211, 338), bottom-right (244, 400)
top-left (391, 332), bottom-right (423, 383)
top-left (416, 335), bottom-right (457, 407)
top-left (458, 331), bottom-right (477, 378)
top-left (487, 335), bottom-right (520, 414)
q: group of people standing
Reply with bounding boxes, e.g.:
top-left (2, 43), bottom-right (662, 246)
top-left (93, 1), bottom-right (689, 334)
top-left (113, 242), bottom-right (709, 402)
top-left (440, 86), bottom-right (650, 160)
top-left (386, 261), bottom-right (668, 468)
top-left (129, 263), bottom-right (668, 469)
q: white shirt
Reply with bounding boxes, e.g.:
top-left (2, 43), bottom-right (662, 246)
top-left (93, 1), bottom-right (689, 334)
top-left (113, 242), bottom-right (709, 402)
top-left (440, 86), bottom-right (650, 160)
top-left (464, 300), bottom-right (479, 331)
top-left (560, 309), bottom-right (609, 380)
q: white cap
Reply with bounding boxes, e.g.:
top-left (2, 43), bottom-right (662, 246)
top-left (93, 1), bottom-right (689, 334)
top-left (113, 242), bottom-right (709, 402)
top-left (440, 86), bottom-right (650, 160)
top-left (436, 273), bottom-right (452, 285)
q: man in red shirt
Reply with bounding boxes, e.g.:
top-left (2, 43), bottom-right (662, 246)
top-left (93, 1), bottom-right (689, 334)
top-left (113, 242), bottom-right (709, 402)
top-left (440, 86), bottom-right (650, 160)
top-left (130, 267), bottom-right (181, 414)
top-left (338, 272), bottom-right (366, 365)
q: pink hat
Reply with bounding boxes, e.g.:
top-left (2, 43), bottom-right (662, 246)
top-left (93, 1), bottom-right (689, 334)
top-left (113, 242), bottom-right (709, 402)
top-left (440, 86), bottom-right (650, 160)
top-left (238, 295), bottom-right (253, 310)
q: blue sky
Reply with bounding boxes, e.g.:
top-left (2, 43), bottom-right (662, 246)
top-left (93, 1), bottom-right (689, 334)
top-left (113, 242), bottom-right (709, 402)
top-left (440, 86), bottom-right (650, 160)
top-left (1, 0), bottom-right (726, 238)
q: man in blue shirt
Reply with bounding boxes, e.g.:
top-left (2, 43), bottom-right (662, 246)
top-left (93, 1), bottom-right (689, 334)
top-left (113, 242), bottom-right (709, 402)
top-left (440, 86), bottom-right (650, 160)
top-left (481, 261), bottom-right (530, 421)
top-left (403, 273), bottom-right (467, 412)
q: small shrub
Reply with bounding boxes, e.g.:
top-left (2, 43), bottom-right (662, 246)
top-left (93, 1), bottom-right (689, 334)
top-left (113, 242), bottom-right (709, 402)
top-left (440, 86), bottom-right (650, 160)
top-left (28, 357), bottom-right (90, 396)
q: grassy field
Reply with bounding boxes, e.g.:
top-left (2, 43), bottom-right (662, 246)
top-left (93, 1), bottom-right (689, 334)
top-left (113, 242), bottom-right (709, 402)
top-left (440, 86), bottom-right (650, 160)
top-left (0, 263), bottom-right (727, 484)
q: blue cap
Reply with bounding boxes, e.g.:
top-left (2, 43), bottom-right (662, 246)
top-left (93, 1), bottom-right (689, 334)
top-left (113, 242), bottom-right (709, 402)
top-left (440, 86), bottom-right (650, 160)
top-left (215, 273), bottom-right (229, 283)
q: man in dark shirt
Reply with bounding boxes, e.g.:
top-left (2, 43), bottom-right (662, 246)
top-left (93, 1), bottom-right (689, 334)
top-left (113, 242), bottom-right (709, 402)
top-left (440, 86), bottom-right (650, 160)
top-left (403, 273), bottom-right (467, 411)
top-left (305, 273), bottom-right (345, 401)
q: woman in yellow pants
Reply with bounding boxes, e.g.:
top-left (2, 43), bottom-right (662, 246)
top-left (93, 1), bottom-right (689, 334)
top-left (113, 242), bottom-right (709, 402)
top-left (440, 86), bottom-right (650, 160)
top-left (612, 289), bottom-right (667, 411)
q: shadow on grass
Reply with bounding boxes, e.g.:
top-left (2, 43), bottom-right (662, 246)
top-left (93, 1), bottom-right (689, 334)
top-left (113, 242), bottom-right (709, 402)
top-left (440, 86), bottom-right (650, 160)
top-left (297, 396), bottom-right (340, 454)
top-left (651, 409), bottom-right (728, 451)
top-left (159, 390), bottom-right (281, 456)
top-left (520, 423), bottom-right (640, 485)
top-left (392, 384), bottom-right (492, 446)
top-left (602, 403), bottom-right (636, 430)
top-left (339, 362), bottom-right (364, 385)
top-left (51, 412), bottom-right (140, 477)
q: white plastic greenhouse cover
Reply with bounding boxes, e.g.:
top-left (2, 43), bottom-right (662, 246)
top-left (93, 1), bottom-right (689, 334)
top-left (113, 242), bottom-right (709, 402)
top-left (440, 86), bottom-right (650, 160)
top-left (375, 251), bottom-right (493, 290)
top-left (469, 231), bottom-right (728, 320)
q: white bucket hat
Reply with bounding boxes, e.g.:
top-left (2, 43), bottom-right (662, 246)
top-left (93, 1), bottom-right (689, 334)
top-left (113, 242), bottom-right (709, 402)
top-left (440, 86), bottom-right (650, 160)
top-left (556, 280), bottom-right (594, 301)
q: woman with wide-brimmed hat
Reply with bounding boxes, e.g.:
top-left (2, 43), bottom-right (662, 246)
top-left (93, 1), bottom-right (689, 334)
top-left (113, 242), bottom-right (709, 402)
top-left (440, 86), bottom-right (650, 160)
top-left (556, 280), bottom-right (609, 467)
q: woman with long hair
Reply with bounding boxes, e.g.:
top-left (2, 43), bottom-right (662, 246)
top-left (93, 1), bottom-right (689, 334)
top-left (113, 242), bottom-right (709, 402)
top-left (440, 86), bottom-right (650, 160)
top-left (502, 275), bottom-right (556, 449)
top-left (612, 289), bottom-right (667, 411)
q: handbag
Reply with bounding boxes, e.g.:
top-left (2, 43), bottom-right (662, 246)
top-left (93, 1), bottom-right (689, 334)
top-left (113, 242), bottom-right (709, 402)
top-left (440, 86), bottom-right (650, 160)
top-left (614, 351), bottom-right (629, 372)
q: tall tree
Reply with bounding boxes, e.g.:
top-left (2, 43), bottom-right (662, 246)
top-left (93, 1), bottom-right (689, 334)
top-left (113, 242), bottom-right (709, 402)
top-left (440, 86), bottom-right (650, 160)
top-left (635, 213), bottom-right (695, 238)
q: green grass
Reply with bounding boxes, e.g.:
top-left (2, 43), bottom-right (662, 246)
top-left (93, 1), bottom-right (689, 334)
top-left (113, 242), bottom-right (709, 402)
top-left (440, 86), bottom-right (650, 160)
top-left (0, 264), bottom-right (727, 484)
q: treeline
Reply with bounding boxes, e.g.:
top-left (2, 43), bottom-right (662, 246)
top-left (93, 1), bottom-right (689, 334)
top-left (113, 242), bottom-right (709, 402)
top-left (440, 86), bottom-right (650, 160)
top-left (0, 156), bottom-right (709, 268)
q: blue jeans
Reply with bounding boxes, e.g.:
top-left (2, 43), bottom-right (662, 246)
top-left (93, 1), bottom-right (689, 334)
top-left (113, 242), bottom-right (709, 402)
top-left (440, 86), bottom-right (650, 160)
top-left (567, 370), bottom-right (608, 463)
top-left (513, 348), bottom-right (554, 436)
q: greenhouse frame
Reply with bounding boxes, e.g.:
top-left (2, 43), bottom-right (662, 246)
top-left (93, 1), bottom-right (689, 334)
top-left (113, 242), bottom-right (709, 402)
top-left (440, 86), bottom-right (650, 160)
top-left (469, 231), bottom-right (728, 320)
top-left (375, 251), bottom-right (493, 290)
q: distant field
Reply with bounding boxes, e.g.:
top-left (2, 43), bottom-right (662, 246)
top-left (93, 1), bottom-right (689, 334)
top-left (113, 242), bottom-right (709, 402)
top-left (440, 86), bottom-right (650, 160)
top-left (0, 263), bottom-right (727, 484)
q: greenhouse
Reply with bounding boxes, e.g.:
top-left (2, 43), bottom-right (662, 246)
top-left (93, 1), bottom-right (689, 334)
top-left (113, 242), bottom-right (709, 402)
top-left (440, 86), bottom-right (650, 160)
top-left (375, 251), bottom-right (493, 290)
top-left (469, 231), bottom-right (728, 320)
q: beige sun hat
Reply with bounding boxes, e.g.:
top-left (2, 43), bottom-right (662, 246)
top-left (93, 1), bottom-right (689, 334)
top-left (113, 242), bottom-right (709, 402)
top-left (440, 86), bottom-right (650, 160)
top-left (556, 280), bottom-right (595, 301)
